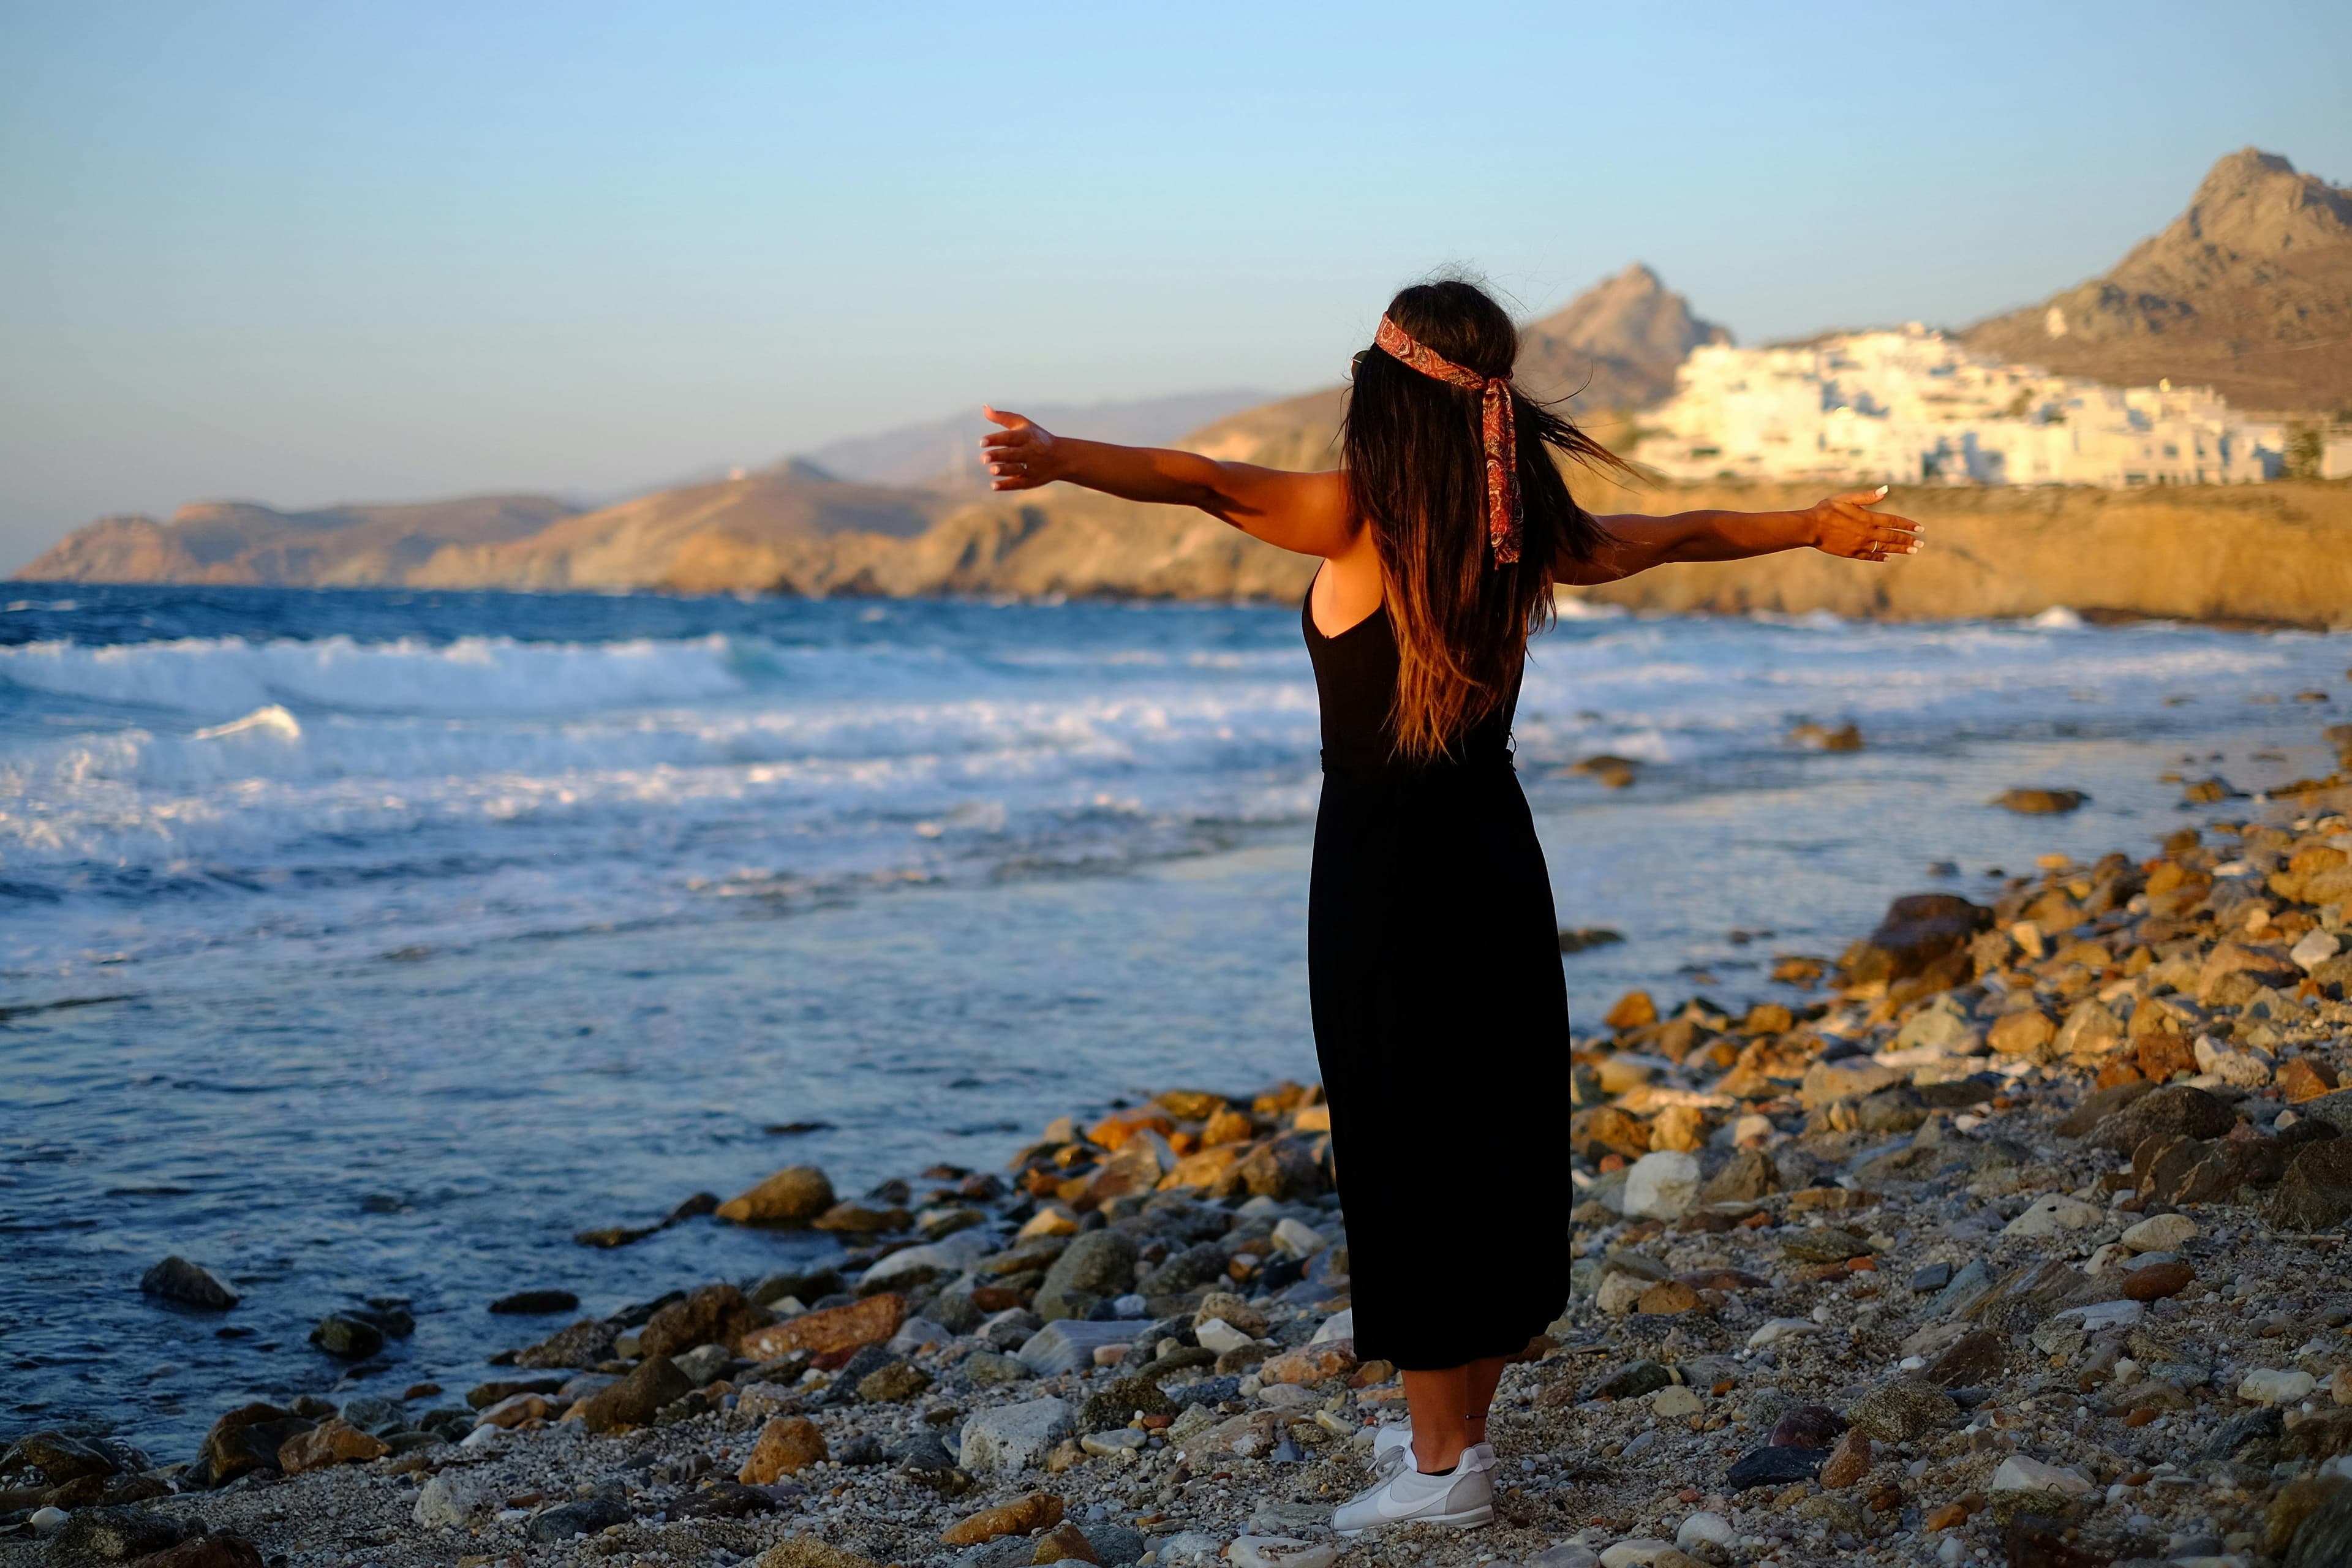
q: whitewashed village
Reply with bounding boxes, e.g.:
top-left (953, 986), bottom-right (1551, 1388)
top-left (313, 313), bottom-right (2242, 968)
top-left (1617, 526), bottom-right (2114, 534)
top-left (1639, 326), bottom-right (2299, 489)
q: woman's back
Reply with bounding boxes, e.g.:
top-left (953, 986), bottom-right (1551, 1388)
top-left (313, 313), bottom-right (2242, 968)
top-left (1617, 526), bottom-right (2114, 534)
top-left (1302, 593), bottom-right (1517, 775)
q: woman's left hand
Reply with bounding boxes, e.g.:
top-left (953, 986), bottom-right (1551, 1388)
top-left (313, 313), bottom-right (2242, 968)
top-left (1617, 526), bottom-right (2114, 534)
top-left (979, 407), bottom-right (1069, 491)
top-left (1806, 486), bottom-right (1922, 562)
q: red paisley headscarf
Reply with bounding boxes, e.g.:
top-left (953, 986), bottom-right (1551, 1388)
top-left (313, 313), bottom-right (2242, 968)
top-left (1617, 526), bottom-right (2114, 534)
top-left (1371, 314), bottom-right (1521, 566)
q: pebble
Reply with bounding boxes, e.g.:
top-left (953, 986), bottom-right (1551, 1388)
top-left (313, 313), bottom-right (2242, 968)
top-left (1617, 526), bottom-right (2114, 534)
top-left (2120, 1211), bottom-right (2200, 1251)
top-left (2238, 1368), bottom-right (2320, 1406)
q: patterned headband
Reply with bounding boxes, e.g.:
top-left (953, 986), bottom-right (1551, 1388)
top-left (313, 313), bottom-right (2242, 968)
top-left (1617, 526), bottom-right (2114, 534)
top-left (1371, 314), bottom-right (1521, 566)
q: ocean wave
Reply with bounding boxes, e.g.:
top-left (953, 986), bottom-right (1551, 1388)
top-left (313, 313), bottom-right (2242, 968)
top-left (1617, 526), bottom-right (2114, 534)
top-left (0, 633), bottom-right (752, 719)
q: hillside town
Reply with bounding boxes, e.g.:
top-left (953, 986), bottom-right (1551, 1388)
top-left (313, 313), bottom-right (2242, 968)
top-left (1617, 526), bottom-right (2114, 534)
top-left (1641, 327), bottom-right (2290, 488)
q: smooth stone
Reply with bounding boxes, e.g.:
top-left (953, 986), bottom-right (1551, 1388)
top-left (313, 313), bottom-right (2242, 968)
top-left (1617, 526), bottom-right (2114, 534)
top-left (1597, 1542), bottom-right (1681, 1568)
top-left (862, 1229), bottom-right (995, 1289)
top-left (1725, 1446), bottom-right (1825, 1488)
top-left (1226, 1538), bottom-right (1336, 1568)
top-left (2001, 1194), bottom-right (2103, 1238)
top-left (527, 1492), bottom-right (630, 1542)
top-left (1991, 1455), bottom-right (2092, 1494)
top-left (1622, 1151), bottom-right (1703, 1221)
top-left (1194, 1317), bottom-right (1256, 1355)
top-left (1080, 1430), bottom-right (1148, 1457)
top-left (1675, 1511), bottom-right (1736, 1550)
top-left (1910, 1261), bottom-right (1953, 1293)
top-left (488, 1289), bottom-right (579, 1314)
top-left (309, 1313), bottom-right (384, 1360)
top-left (141, 1257), bottom-right (240, 1311)
top-left (1019, 1320), bottom-right (1142, 1377)
top-left (958, 1396), bottom-right (1073, 1474)
top-left (2126, 1213), bottom-right (2192, 1250)
top-left (2241, 1369), bottom-right (2320, 1406)
top-left (1746, 1317), bottom-right (1823, 1349)
top-left (1767, 1404), bottom-right (1842, 1450)
top-left (414, 1471), bottom-right (492, 1528)
top-left (1651, 1384), bottom-right (1703, 1419)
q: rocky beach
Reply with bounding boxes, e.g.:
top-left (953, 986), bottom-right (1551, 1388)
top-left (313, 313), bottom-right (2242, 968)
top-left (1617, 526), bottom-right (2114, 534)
top-left (9, 725), bottom-right (2352, 1568)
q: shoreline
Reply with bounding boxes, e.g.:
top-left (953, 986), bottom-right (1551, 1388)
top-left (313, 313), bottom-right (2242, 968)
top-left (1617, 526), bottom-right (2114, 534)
top-left (18, 480), bottom-right (2352, 632)
top-left (7, 752), bottom-right (2352, 1565)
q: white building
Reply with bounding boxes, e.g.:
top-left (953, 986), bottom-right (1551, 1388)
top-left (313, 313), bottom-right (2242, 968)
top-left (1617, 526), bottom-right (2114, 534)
top-left (1642, 326), bottom-right (2283, 488)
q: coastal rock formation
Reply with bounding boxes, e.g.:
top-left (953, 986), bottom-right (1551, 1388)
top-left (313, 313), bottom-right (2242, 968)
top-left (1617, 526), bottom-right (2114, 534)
top-left (1966, 148), bottom-right (2352, 412)
top-left (17, 494), bottom-right (577, 586)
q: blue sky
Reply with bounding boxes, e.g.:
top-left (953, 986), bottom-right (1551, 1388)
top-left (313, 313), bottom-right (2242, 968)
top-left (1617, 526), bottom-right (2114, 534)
top-left (3, 1), bottom-right (2348, 568)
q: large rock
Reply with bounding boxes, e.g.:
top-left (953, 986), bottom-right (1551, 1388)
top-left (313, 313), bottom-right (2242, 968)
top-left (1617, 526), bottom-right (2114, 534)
top-left (140, 1257), bottom-right (239, 1310)
top-left (1838, 894), bottom-right (1992, 985)
top-left (639, 1282), bottom-right (763, 1359)
top-left (309, 1313), bottom-right (384, 1360)
top-left (2197, 940), bottom-right (2303, 1006)
top-left (716, 1165), bottom-right (837, 1226)
top-left (514, 1316), bottom-right (619, 1368)
top-left (1800, 1058), bottom-right (1901, 1108)
top-left (276, 1418), bottom-right (386, 1474)
top-left (1035, 1231), bottom-right (1139, 1322)
top-left (51, 1506), bottom-right (184, 1561)
top-left (739, 1292), bottom-right (905, 1360)
top-left (113, 1535), bottom-right (266, 1568)
top-left (2086, 1084), bottom-right (2235, 1152)
top-left (187, 1403), bottom-right (314, 1488)
top-left (738, 1417), bottom-right (827, 1482)
top-left (2272, 1137), bottom-right (2352, 1231)
top-left (573, 1355), bottom-right (694, 1433)
top-left (1, 1431), bottom-right (116, 1484)
top-left (2287, 1481), bottom-right (2352, 1568)
top-left (1621, 1151), bottom-right (1702, 1220)
top-left (959, 1397), bottom-right (1074, 1474)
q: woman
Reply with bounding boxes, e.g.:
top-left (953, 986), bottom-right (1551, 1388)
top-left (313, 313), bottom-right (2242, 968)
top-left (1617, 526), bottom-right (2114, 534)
top-left (979, 278), bottom-right (1919, 1535)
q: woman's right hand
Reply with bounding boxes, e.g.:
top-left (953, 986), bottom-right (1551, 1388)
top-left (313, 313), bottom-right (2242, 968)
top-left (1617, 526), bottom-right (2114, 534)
top-left (980, 407), bottom-right (1069, 491)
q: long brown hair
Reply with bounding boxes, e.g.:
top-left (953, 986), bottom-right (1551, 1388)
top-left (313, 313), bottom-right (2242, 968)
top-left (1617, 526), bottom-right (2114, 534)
top-left (1342, 278), bottom-right (1628, 761)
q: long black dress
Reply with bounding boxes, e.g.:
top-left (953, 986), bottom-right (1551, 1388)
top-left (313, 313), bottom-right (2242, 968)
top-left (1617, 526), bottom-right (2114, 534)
top-left (1304, 589), bottom-right (1574, 1370)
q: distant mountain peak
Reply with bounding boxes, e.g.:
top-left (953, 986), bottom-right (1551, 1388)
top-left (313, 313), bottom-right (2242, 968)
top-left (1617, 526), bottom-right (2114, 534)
top-left (1515, 263), bottom-right (1732, 408)
top-left (1965, 148), bottom-right (2352, 410)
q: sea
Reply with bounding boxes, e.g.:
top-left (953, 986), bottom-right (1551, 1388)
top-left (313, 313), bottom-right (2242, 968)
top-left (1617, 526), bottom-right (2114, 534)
top-left (2, 582), bottom-right (2345, 1458)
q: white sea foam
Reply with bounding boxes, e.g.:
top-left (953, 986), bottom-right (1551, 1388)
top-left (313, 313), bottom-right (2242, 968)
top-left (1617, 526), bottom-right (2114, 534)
top-left (2, 609), bottom-right (2343, 978)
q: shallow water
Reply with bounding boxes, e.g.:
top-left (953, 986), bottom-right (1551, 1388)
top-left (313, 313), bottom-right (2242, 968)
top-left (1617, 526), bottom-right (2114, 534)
top-left (2, 584), bottom-right (2344, 1455)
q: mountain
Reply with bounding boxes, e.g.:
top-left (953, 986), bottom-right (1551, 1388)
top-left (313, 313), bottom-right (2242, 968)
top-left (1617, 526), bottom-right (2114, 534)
top-left (1513, 263), bottom-right (1733, 407)
top-left (798, 389), bottom-right (1273, 491)
top-left (1185, 263), bottom-right (1721, 468)
top-left (405, 461), bottom-right (956, 594)
top-left (1966, 148), bottom-right (2352, 412)
top-left (14, 494), bottom-right (579, 586)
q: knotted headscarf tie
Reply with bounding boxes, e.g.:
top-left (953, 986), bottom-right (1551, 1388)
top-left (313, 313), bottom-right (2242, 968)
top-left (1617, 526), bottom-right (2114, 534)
top-left (1371, 314), bottom-right (1521, 566)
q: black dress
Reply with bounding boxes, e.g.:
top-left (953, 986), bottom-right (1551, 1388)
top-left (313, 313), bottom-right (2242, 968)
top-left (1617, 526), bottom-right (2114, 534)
top-left (1303, 589), bottom-right (1574, 1370)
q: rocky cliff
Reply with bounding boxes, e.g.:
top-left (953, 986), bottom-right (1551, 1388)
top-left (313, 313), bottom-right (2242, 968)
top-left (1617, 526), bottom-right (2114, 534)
top-left (17, 494), bottom-right (579, 586)
top-left (1966, 148), bottom-right (2352, 412)
top-left (1559, 476), bottom-right (2352, 630)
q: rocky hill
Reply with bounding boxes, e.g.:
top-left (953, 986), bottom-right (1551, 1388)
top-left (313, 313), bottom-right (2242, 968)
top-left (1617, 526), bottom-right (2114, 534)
top-left (1966, 148), bottom-right (2352, 412)
top-left (404, 461), bottom-right (955, 594)
top-left (15, 494), bottom-right (579, 586)
top-left (1185, 263), bottom-right (1722, 470)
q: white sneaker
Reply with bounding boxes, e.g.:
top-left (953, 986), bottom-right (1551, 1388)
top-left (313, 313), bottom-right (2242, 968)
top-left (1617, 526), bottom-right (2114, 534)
top-left (1371, 1422), bottom-right (1495, 1476)
top-left (1333, 1451), bottom-right (1494, 1536)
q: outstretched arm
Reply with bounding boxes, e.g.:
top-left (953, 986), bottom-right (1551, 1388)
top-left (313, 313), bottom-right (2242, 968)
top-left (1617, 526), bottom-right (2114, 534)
top-left (1562, 486), bottom-right (1922, 584)
top-left (979, 407), bottom-right (1355, 559)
